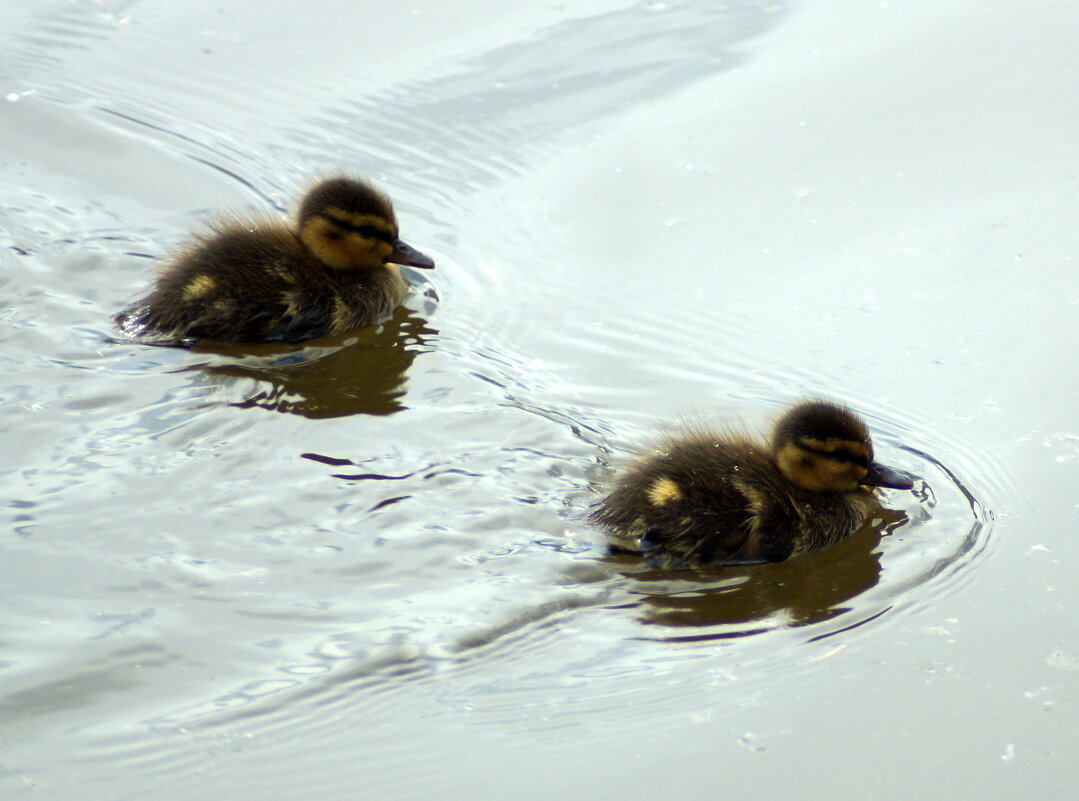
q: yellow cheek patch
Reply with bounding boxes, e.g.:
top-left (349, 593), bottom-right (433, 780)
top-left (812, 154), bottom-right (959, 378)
top-left (778, 441), bottom-right (866, 492)
top-left (182, 274), bottom-right (216, 299)
top-left (342, 237), bottom-right (389, 270)
top-left (302, 211), bottom-right (397, 270)
top-left (647, 476), bottom-right (683, 506)
top-left (301, 216), bottom-right (351, 269)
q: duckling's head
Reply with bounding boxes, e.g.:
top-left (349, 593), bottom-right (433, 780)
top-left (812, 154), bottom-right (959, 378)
top-left (772, 401), bottom-right (914, 493)
top-left (297, 176), bottom-right (434, 272)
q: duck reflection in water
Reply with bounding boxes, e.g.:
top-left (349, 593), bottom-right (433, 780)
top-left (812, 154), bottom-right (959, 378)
top-left (183, 306), bottom-right (437, 419)
top-left (609, 506), bottom-right (908, 632)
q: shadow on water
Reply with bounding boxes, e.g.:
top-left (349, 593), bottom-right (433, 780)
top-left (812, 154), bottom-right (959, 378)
top-left (178, 307), bottom-right (438, 419)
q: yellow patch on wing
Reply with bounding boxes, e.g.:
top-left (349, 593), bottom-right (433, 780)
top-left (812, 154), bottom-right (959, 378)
top-left (280, 290), bottom-right (303, 318)
top-left (732, 478), bottom-right (766, 519)
top-left (646, 476), bottom-right (683, 506)
top-left (271, 264), bottom-right (299, 282)
top-left (330, 295), bottom-right (352, 333)
top-left (182, 274), bottom-right (216, 300)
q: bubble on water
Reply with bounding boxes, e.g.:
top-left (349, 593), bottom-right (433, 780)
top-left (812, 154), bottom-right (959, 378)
top-left (1047, 649), bottom-right (1079, 671)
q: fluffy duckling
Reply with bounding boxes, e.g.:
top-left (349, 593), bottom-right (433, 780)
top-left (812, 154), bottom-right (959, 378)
top-left (116, 176), bottom-right (434, 345)
top-left (590, 400), bottom-right (914, 566)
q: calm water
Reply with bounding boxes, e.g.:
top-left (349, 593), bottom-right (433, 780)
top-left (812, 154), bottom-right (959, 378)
top-left (2, 1), bottom-right (1077, 799)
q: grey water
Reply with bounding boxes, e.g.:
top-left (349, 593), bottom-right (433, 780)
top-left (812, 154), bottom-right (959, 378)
top-left (1, 0), bottom-right (1077, 799)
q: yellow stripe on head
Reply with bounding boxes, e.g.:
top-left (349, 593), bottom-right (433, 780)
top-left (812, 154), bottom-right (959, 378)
top-left (798, 437), bottom-right (870, 460)
top-left (321, 208), bottom-right (397, 240)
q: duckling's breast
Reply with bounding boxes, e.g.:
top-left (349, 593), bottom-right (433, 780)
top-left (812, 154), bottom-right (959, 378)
top-left (326, 265), bottom-right (407, 335)
top-left (782, 487), bottom-right (880, 560)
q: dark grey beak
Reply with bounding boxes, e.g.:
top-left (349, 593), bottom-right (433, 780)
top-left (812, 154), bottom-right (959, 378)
top-left (862, 461), bottom-right (915, 490)
top-left (390, 239), bottom-right (435, 269)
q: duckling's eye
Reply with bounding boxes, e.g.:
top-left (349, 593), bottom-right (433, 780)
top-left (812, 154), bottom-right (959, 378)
top-left (796, 440), bottom-right (870, 469)
top-left (322, 214), bottom-right (395, 244)
top-left (325, 230), bottom-right (343, 241)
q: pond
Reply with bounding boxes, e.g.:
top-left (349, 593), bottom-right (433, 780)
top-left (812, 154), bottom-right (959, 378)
top-left (1, 0), bottom-right (1077, 798)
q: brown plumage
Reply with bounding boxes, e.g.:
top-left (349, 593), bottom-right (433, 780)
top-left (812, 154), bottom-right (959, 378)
top-left (590, 400), bottom-right (914, 567)
top-left (116, 176), bottom-right (434, 345)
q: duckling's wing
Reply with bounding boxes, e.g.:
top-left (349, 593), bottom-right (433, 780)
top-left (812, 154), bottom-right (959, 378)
top-left (641, 503), bottom-right (756, 564)
top-left (258, 300), bottom-right (332, 343)
top-left (175, 293), bottom-right (320, 344)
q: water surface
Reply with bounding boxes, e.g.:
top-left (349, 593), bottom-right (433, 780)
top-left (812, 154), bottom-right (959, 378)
top-left (1, 1), bottom-right (1077, 799)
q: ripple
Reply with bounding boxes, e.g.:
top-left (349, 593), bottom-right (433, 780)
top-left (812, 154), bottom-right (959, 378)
top-left (0, 1), bottom-right (1033, 798)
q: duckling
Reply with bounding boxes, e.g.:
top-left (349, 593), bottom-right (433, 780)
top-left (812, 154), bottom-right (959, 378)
top-left (115, 176), bottom-right (434, 345)
top-left (590, 400), bottom-right (914, 566)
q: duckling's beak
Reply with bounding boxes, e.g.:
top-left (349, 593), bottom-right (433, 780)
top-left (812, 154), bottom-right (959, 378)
top-left (389, 239), bottom-right (435, 269)
top-left (862, 461), bottom-right (915, 490)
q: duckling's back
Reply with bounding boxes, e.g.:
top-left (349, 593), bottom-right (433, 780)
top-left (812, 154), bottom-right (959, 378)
top-left (591, 432), bottom-right (874, 566)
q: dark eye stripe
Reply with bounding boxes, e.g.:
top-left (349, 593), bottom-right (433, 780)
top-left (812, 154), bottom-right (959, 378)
top-left (799, 444), bottom-right (870, 468)
top-left (322, 214), bottom-right (395, 245)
